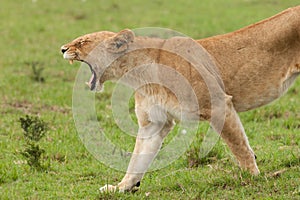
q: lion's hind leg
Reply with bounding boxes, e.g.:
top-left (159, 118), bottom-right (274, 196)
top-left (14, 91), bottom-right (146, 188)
top-left (212, 96), bottom-right (260, 175)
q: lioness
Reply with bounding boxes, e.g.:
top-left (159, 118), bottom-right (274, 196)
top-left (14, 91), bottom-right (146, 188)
top-left (61, 6), bottom-right (300, 192)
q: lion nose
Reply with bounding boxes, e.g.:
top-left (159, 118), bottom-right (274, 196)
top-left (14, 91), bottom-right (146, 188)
top-left (61, 46), bottom-right (69, 54)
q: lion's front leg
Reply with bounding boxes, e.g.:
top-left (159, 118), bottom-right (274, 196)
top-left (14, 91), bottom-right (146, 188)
top-left (117, 123), bottom-right (166, 192)
top-left (100, 105), bottom-right (173, 193)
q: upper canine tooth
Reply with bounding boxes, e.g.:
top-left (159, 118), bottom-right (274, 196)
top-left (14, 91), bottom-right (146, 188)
top-left (69, 60), bottom-right (74, 64)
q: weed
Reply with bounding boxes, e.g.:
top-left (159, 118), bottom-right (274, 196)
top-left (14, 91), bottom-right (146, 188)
top-left (19, 115), bottom-right (49, 171)
top-left (26, 61), bottom-right (45, 83)
top-left (20, 115), bottom-right (47, 142)
top-left (20, 143), bottom-right (45, 170)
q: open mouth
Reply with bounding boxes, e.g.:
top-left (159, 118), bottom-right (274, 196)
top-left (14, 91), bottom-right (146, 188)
top-left (67, 58), bottom-right (97, 91)
top-left (62, 51), bottom-right (97, 91)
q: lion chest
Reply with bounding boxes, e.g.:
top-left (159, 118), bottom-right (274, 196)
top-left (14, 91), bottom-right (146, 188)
top-left (135, 85), bottom-right (202, 122)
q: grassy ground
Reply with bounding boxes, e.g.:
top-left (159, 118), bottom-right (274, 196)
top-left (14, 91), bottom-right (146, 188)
top-left (0, 0), bottom-right (299, 199)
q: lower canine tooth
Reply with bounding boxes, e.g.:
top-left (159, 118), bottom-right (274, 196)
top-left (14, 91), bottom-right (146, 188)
top-left (85, 82), bottom-right (90, 87)
top-left (69, 60), bottom-right (74, 64)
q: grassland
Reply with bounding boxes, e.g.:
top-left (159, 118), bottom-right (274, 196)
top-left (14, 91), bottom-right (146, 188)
top-left (0, 0), bottom-right (299, 199)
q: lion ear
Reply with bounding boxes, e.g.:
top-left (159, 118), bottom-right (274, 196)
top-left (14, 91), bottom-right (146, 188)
top-left (105, 29), bottom-right (135, 53)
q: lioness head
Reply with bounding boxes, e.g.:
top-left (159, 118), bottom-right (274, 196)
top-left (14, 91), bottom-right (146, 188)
top-left (61, 29), bottom-right (135, 91)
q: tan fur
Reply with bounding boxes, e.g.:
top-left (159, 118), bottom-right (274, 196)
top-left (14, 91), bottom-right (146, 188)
top-left (198, 6), bottom-right (300, 111)
top-left (61, 6), bottom-right (300, 192)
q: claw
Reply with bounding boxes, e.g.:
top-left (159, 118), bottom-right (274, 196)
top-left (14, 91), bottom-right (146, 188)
top-left (99, 184), bottom-right (117, 193)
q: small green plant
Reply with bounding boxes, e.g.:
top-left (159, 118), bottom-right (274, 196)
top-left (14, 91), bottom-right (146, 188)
top-left (19, 115), bottom-right (49, 171)
top-left (26, 61), bottom-right (45, 82)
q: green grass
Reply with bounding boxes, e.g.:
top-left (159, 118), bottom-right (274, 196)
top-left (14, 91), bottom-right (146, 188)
top-left (0, 0), bottom-right (299, 199)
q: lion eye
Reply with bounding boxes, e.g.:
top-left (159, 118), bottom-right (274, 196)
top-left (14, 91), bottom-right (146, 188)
top-left (77, 40), bottom-right (90, 47)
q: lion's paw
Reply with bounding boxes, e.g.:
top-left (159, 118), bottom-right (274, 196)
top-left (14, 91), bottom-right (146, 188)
top-left (99, 184), bottom-right (118, 193)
